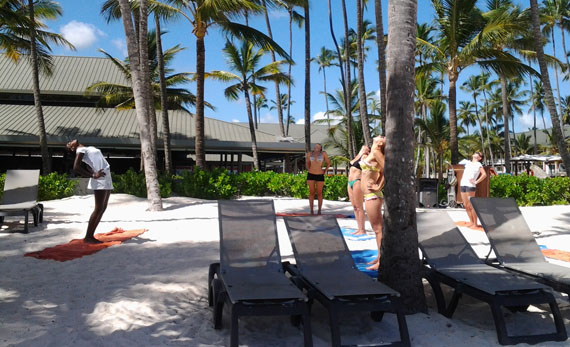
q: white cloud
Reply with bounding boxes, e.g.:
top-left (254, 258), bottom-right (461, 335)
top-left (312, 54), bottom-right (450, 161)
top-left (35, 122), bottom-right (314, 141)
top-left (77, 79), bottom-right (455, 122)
top-left (232, 118), bottom-right (240, 123)
top-left (261, 112), bottom-right (276, 123)
top-left (313, 110), bottom-right (342, 125)
top-left (60, 21), bottom-right (105, 50)
top-left (112, 39), bottom-right (128, 57)
top-left (519, 113), bottom-right (534, 130)
top-left (268, 10), bottom-right (288, 20)
top-left (296, 118), bottom-right (305, 125)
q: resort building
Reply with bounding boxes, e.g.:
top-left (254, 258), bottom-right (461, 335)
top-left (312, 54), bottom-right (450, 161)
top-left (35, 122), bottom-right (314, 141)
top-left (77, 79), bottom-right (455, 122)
top-left (0, 54), bottom-right (331, 174)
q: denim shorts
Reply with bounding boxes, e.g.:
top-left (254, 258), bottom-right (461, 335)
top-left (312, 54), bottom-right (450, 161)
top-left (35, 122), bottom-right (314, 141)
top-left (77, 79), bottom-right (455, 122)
top-left (460, 186), bottom-right (476, 193)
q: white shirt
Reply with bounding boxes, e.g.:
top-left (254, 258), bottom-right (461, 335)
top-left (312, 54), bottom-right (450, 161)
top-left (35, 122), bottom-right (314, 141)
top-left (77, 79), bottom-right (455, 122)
top-left (460, 161), bottom-right (482, 188)
top-left (76, 146), bottom-right (113, 190)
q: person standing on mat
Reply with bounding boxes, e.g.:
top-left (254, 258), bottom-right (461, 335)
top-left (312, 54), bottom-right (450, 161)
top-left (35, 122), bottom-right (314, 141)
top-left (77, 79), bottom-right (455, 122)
top-left (348, 145), bottom-right (369, 235)
top-left (459, 151), bottom-right (487, 229)
top-left (360, 136), bottom-right (386, 271)
top-left (306, 143), bottom-right (330, 215)
top-left (67, 139), bottom-right (113, 243)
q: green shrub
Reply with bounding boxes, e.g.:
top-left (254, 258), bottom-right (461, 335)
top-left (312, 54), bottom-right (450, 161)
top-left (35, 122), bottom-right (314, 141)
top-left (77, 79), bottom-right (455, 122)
top-left (38, 172), bottom-right (77, 201)
top-left (0, 173), bottom-right (5, 201)
top-left (112, 169), bottom-right (175, 198)
top-left (490, 175), bottom-right (570, 206)
top-left (236, 171), bottom-right (275, 196)
top-left (174, 167), bottom-right (237, 199)
top-left (323, 174), bottom-right (348, 201)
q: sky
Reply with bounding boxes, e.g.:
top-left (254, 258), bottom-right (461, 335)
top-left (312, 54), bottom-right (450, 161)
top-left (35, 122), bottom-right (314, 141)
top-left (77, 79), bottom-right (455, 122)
top-left (44, 0), bottom-right (569, 134)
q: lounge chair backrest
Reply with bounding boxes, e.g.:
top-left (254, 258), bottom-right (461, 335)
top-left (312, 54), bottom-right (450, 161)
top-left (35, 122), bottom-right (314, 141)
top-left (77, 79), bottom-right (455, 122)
top-left (417, 211), bottom-right (482, 268)
top-left (471, 197), bottom-right (546, 264)
top-left (2, 170), bottom-right (40, 205)
top-left (218, 199), bottom-right (282, 271)
top-left (284, 215), bottom-right (355, 271)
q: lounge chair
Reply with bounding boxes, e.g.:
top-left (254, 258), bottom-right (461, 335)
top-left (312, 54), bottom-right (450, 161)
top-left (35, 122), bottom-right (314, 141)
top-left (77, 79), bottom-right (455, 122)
top-left (417, 211), bottom-right (567, 345)
top-left (207, 199), bottom-right (312, 347)
top-left (282, 215), bottom-right (410, 347)
top-left (472, 197), bottom-right (570, 297)
top-left (0, 170), bottom-right (43, 233)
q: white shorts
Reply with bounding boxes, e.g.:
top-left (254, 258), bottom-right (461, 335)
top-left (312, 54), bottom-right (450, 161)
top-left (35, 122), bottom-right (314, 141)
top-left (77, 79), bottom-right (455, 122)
top-left (88, 169), bottom-right (113, 190)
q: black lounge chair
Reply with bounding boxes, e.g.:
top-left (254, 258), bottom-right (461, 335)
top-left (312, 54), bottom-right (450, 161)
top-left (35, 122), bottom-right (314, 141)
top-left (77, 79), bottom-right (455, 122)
top-left (472, 197), bottom-right (570, 297)
top-left (208, 199), bottom-right (312, 347)
top-left (0, 170), bottom-right (43, 233)
top-left (282, 215), bottom-right (410, 347)
top-left (417, 211), bottom-right (567, 345)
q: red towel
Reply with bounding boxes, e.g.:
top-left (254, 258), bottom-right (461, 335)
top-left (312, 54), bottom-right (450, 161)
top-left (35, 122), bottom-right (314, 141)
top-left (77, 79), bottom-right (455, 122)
top-left (455, 221), bottom-right (484, 232)
top-left (541, 249), bottom-right (570, 263)
top-left (24, 228), bottom-right (147, 262)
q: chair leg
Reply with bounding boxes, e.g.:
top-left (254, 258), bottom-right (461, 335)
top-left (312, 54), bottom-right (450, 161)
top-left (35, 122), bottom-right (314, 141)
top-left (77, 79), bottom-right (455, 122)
top-left (489, 301), bottom-right (509, 345)
top-left (396, 310), bottom-right (411, 347)
top-left (212, 279), bottom-right (224, 329)
top-left (23, 211), bottom-right (29, 233)
top-left (230, 307), bottom-right (239, 347)
top-left (38, 204), bottom-right (43, 223)
top-left (549, 299), bottom-right (568, 341)
top-left (208, 263), bottom-right (219, 307)
top-left (302, 307), bottom-right (313, 347)
top-left (328, 309), bottom-right (341, 347)
top-left (445, 290), bottom-right (462, 318)
top-left (32, 208), bottom-right (39, 226)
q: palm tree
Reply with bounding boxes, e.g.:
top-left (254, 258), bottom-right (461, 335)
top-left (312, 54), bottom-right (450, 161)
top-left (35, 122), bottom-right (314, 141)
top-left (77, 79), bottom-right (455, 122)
top-left (169, 0), bottom-right (289, 169)
top-left (313, 47), bottom-right (336, 128)
top-left (208, 40), bottom-right (289, 170)
top-left (476, 72), bottom-right (498, 167)
top-left (541, 0), bottom-right (568, 129)
top-left (560, 95), bottom-right (570, 127)
top-left (414, 74), bottom-right (442, 177)
top-left (514, 133), bottom-right (532, 155)
top-left (303, 0), bottom-right (310, 152)
top-left (374, 0), bottom-right (387, 134)
top-left (255, 94), bottom-right (268, 127)
top-left (117, 0), bottom-right (162, 210)
top-left (530, 0), bottom-right (570, 176)
top-left (460, 75), bottom-right (486, 156)
top-left (356, 0), bottom-right (372, 146)
top-left (381, 0), bottom-right (425, 313)
top-left (529, 79), bottom-right (549, 132)
top-left (457, 101), bottom-right (477, 137)
top-left (3, 0), bottom-right (73, 174)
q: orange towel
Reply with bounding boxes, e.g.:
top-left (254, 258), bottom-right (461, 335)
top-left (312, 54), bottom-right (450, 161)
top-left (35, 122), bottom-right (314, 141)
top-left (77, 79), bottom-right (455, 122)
top-left (24, 228), bottom-right (147, 262)
top-left (541, 249), bottom-right (570, 263)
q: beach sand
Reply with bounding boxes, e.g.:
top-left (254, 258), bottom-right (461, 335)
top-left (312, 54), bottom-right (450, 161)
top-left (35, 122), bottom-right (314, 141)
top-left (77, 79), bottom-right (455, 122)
top-left (0, 194), bottom-right (568, 346)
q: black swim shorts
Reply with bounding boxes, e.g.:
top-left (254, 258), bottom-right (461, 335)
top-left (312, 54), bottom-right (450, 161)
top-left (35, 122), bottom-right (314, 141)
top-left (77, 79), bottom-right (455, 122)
top-left (307, 173), bottom-right (325, 182)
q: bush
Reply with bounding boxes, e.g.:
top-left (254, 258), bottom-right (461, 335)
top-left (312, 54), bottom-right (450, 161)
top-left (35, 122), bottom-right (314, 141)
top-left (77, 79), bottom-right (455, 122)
top-left (235, 171), bottom-right (275, 196)
top-left (490, 174), bottom-right (570, 206)
top-left (323, 174), bottom-right (348, 201)
top-left (112, 169), bottom-right (175, 198)
top-left (173, 167), bottom-right (237, 199)
top-left (38, 172), bottom-right (77, 201)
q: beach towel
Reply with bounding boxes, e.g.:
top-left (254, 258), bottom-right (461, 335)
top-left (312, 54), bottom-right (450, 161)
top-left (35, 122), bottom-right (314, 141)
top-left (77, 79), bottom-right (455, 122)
top-left (276, 212), bottom-right (353, 218)
top-left (340, 227), bottom-right (378, 277)
top-left (455, 221), bottom-right (484, 231)
top-left (24, 228), bottom-right (147, 262)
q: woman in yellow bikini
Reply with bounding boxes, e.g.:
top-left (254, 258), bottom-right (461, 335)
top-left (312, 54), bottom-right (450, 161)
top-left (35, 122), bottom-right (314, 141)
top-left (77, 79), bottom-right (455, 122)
top-left (348, 145), bottom-right (369, 235)
top-left (306, 143), bottom-right (330, 215)
top-left (360, 136), bottom-right (386, 270)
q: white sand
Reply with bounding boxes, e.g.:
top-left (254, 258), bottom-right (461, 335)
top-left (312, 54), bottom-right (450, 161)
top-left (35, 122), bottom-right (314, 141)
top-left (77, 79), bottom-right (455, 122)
top-left (0, 194), bottom-right (568, 346)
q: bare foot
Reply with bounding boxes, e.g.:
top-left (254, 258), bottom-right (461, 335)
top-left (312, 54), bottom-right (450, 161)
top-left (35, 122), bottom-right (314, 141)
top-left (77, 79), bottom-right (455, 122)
top-left (84, 237), bottom-right (103, 244)
top-left (351, 230), bottom-right (366, 236)
top-left (310, 210), bottom-right (314, 215)
top-left (367, 257), bottom-right (379, 265)
top-left (317, 210), bottom-right (322, 215)
top-left (366, 262), bottom-right (380, 271)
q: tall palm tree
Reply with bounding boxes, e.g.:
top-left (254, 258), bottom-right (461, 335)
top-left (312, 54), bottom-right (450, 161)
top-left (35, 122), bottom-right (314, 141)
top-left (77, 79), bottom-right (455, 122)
top-left (457, 101), bottom-right (477, 137)
top-left (529, 79), bottom-right (549, 134)
top-left (417, 100), bottom-right (450, 181)
top-left (476, 72), bottom-right (498, 167)
top-left (169, 0), bottom-right (289, 169)
top-left (356, 0), bottom-right (372, 146)
top-left (530, 0), bottom-right (570, 176)
top-left (374, 0), bottom-right (387, 134)
top-left (208, 40), bottom-right (289, 170)
top-left (460, 75), bottom-right (486, 157)
top-left (381, 0), bottom-right (426, 313)
top-left (117, 0), bottom-right (162, 210)
top-left (313, 47), bottom-right (336, 128)
top-left (414, 73), bottom-right (441, 177)
top-left (303, 0), bottom-right (310, 152)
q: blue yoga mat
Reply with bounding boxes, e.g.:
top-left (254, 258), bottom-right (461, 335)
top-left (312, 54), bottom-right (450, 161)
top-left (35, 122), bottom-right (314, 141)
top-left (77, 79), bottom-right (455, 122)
top-left (341, 227), bottom-right (378, 278)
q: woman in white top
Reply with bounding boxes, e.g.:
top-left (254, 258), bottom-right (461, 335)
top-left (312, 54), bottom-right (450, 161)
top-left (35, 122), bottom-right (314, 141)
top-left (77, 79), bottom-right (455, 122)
top-left (66, 139), bottom-right (113, 243)
top-left (459, 151), bottom-right (487, 228)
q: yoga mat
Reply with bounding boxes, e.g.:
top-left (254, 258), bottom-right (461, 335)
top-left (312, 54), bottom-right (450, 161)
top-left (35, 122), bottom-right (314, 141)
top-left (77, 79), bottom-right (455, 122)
top-left (540, 247), bottom-right (570, 263)
top-left (24, 228), bottom-right (147, 262)
top-left (455, 221), bottom-right (484, 231)
top-left (341, 227), bottom-right (378, 278)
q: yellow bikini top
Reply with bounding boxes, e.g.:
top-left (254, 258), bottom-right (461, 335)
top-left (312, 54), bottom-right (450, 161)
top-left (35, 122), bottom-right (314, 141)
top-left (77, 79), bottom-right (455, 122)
top-left (359, 159), bottom-right (379, 172)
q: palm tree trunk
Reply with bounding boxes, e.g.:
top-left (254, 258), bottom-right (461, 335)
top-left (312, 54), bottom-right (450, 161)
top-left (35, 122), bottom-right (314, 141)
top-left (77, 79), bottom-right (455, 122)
top-left (356, 0), bottom-right (372, 147)
top-left (374, 0), bottom-right (387, 135)
top-left (499, 74), bottom-right (511, 173)
top-left (262, 0), bottom-right (285, 137)
top-left (304, 2), bottom-right (311, 153)
top-left (323, 68), bottom-right (330, 128)
top-left (483, 91), bottom-right (494, 169)
top-left (155, 13), bottom-right (172, 174)
top-left (285, 8), bottom-right (293, 137)
top-left (423, 104), bottom-right (429, 177)
top-left (530, 0), bottom-right (570, 176)
top-left (473, 96), bottom-right (485, 157)
top-left (118, 0), bottom-right (162, 210)
top-left (448, 77), bottom-right (459, 164)
top-left (529, 76), bottom-right (537, 154)
top-left (381, 0), bottom-right (425, 313)
top-left (28, 0), bottom-right (51, 174)
top-left (341, 0), bottom-right (355, 157)
top-left (244, 88), bottom-right (259, 170)
top-left (551, 29), bottom-right (565, 134)
top-left (195, 35), bottom-right (206, 169)
top-left (327, 0), bottom-right (352, 157)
